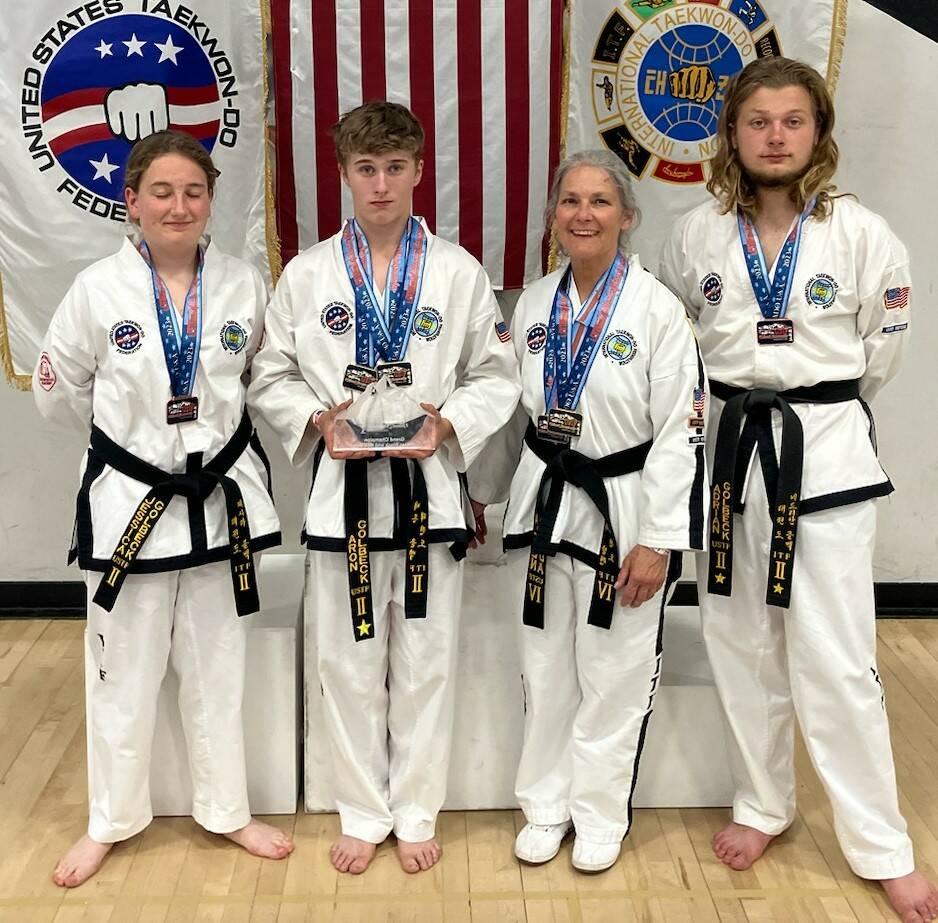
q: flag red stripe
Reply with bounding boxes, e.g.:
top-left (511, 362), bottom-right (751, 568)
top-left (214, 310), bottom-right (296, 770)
top-left (456, 0), bottom-right (483, 263)
top-left (360, 1), bottom-right (387, 102)
top-left (543, 0), bottom-right (564, 274)
top-left (408, 3), bottom-right (436, 232)
top-left (312, 0), bottom-right (341, 239)
top-left (502, 2), bottom-right (530, 288)
top-left (271, 0), bottom-right (298, 263)
top-left (165, 85), bottom-right (221, 105)
top-left (48, 124), bottom-right (111, 157)
top-left (41, 87), bottom-right (107, 120)
top-left (168, 120), bottom-right (221, 138)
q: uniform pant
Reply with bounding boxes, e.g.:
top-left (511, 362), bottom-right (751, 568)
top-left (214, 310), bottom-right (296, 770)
top-left (84, 562), bottom-right (251, 843)
top-left (512, 550), bottom-right (665, 844)
top-left (307, 546), bottom-right (464, 843)
top-left (699, 469), bottom-right (913, 879)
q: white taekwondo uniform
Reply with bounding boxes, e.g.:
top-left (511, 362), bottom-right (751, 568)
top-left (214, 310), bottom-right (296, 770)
top-left (474, 254), bottom-right (708, 843)
top-left (248, 219), bottom-right (520, 843)
top-left (659, 195), bottom-right (913, 878)
top-left (33, 235), bottom-right (280, 843)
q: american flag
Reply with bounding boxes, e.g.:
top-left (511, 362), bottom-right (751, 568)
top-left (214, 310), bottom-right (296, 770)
top-left (693, 387), bottom-right (706, 415)
top-left (270, 0), bottom-right (564, 288)
top-left (883, 286), bottom-right (910, 310)
top-left (495, 320), bottom-right (511, 343)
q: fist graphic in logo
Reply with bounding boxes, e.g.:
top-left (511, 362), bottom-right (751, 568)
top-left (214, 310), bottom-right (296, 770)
top-left (105, 83), bottom-right (169, 143)
top-left (668, 65), bottom-right (717, 105)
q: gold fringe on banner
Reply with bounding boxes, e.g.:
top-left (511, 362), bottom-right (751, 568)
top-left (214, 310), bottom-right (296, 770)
top-left (547, 0), bottom-right (573, 277)
top-left (261, 0), bottom-right (283, 284)
top-left (0, 273), bottom-right (32, 391)
top-left (827, 0), bottom-right (849, 93)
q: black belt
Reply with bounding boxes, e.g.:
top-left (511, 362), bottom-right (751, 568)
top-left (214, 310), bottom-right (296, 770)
top-left (708, 378), bottom-right (861, 608)
top-left (522, 422), bottom-right (652, 630)
top-left (343, 455), bottom-right (441, 642)
top-left (90, 412), bottom-right (260, 616)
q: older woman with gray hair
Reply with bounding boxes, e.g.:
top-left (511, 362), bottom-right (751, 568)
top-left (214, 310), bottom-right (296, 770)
top-left (474, 149), bottom-right (708, 871)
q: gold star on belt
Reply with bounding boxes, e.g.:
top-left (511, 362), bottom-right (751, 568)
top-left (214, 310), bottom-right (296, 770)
top-left (357, 619), bottom-right (372, 637)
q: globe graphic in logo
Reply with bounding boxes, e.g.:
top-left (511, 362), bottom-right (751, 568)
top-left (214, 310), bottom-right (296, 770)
top-left (638, 25), bottom-right (743, 146)
top-left (39, 14), bottom-right (222, 205)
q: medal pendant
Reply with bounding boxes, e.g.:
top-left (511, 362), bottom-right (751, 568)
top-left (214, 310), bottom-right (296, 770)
top-left (546, 407), bottom-right (583, 438)
top-left (536, 414), bottom-right (571, 444)
top-left (756, 319), bottom-right (795, 345)
top-left (343, 364), bottom-right (378, 392)
top-left (377, 361), bottom-right (413, 387)
top-left (166, 396), bottom-right (199, 424)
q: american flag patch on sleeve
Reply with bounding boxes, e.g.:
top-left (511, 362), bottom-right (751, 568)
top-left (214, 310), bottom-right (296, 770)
top-left (495, 320), bottom-right (511, 343)
top-left (883, 287), bottom-right (910, 310)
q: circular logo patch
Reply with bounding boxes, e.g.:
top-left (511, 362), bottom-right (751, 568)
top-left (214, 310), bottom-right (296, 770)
top-left (804, 273), bottom-right (838, 309)
top-left (23, 10), bottom-right (241, 222)
top-left (412, 308), bottom-right (443, 341)
top-left (700, 272), bottom-right (723, 306)
top-left (587, 1), bottom-right (780, 185)
top-left (526, 323), bottom-right (548, 354)
top-left (109, 320), bottom-right (144, 354)
top-left (603, 329), bottom-right (638, 365)
top-left (321, 302), bottom-right (352, 335)
top-left (220, 320), bottom-right (247, 354)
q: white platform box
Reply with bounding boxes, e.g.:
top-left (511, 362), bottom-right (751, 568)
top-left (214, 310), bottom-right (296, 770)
top-left (86, 553), bottom-right (305, 817)
top-left (304, 555), bottom-right (733, 812)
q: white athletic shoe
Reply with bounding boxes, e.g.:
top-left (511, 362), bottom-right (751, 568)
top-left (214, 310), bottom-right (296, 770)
top-left (514, 821), bottom-right (574, 864)
top-left (571, 837), bottom-right (621, 872)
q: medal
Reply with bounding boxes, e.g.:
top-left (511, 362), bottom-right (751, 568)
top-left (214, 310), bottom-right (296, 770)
top-left (341, 217), bottom-right (428, 370)
top-left (377, 361), bottom-right (413, 387)
top-left (541, 253), bottom-right (629, 440)
top-left (536, 414), bottom-right (570, 444)
top-left (343, 363), bottom-right (377, 392)
top-left (139, 240), bottom-right (204, 424)
top-left (737, 198), bottom-right (813, 344)
top-left (545, 407), bottom-right (583, 438)
top-left (756, 318), bottom-right (795, 345)
top-left (166, 396), bottom-right (199, 424)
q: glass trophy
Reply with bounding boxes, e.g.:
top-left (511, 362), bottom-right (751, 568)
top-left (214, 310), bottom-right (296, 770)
top-left (331, 375), bottom-right (436, 454)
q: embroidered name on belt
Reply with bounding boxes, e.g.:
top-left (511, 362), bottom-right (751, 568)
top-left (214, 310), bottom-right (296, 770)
top-left (520, 423), bottom-right (650, 630)
top-left (707, 379), bottom-right (860, 609)
top-left (343, 457), bottom-right (431, 641)
top-left (89, 414), bottom-right (261, 618)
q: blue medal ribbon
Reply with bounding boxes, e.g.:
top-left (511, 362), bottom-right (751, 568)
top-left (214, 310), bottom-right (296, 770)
top-left (139, 241), bottom-right (204, 397)
top-left (543, 252), bottom-right (629, 413)
top-left (736, 198), bottom-right (815, 319)
top-left (341, 217), bottom-right (428, 367)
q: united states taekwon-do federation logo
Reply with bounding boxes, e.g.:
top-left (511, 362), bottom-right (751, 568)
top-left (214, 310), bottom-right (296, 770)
top-left (21, 2), bottom-right (242, 222)
top-left (590, 0), bottom-right (782, 185)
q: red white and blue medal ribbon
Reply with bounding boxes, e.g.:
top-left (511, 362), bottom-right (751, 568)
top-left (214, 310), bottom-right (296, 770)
top-left (341, 216), bottom-right (428, 368)
top-left (543, 252), bottom-right (628, 413)
top-left (736, 198), bottom-right (815, 319)
top-left (139, 240), bottom-right (204, 398)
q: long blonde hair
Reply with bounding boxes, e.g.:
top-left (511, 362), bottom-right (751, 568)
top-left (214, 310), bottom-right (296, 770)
top-left (707, 57), bottom-right (839, 218)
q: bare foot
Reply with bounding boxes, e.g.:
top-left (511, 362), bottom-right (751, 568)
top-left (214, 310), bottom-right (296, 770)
top-left (880, 870), bottom-right (938, 923)
top-left (52, 835), bottom-right (113, 888)
top-left (397, 837), bottom-right (442, 873)
top-left (223, 818), bottom-right (294, 859)
top-left (330, 835), bottom-right (377, 874)
top-left (712, 822), bottom-right (775, 870)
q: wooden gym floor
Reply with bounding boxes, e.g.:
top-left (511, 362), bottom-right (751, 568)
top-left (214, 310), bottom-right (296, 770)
top-left (2, 617), bottom-right (937, 922)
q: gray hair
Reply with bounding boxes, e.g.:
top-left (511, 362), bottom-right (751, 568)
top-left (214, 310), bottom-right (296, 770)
top-left (544, 148), bottom-right (642, 256)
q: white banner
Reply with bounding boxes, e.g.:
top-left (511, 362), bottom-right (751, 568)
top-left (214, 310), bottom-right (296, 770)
top-left (565, 0), bottom-right (847, 268)
top-left (0, 0), bottom-right (272, 387)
